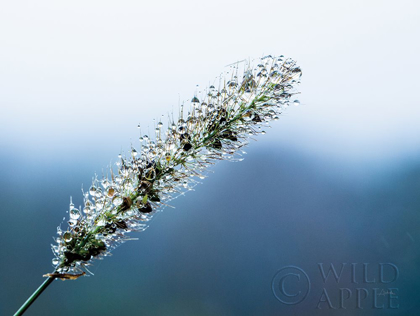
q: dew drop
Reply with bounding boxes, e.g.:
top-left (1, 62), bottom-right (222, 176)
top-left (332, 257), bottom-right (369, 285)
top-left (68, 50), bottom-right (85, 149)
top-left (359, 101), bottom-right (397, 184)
top-left (70, 208), bottom-right (81, 220)
top-left (227, 81), bottom-right (237, 88)
top-left (63, 232), bottom-right (72, 242)
top-left (112, 196), bottom-right (123, 206)
top-left (242, 111), bottom-right (254, 121)
top-left (97, 218), bottom-right (106, 226)
top-left (167, 142), bottom-right (175, 151)
top-left (165, 152), bottom-right (171, 162)
top-left (107, 187), bottom-right (116, 197)
top-left (101, 179), bottom-right (110, 189)
top-left (89, 186), bottom-right (97, 197)
top-left (191, 96), bottom-right (200, 105)
top-left (144, 168), bottom-right (156, 180)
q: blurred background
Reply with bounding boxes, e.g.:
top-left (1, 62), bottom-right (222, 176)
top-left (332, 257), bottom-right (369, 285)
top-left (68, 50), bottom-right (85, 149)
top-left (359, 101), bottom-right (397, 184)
top-left (0, 0), bottom-right (419, 315)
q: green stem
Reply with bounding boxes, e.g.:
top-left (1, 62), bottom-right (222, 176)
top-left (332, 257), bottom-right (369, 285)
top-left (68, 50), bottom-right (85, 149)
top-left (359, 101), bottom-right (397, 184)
top-left (14, 276), bottom-right (55, 316)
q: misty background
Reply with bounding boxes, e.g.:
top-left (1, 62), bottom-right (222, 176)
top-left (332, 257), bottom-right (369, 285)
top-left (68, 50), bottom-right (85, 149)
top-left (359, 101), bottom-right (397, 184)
top-left (0, 0), bottom-right (419, 315)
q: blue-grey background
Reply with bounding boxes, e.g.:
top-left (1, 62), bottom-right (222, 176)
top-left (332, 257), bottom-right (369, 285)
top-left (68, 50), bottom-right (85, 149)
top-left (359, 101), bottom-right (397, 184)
top-left (1, 0), bottom-right (420, 315)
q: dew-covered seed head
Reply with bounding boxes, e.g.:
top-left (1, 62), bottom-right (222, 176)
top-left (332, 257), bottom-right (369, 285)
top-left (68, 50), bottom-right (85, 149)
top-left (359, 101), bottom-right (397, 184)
top-left (51, 54), bottom-right (301, 276)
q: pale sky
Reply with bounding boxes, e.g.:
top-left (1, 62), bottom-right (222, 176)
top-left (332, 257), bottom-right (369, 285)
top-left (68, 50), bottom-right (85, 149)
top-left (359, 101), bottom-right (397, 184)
top-left (0, 0), bottom-right (419, 163)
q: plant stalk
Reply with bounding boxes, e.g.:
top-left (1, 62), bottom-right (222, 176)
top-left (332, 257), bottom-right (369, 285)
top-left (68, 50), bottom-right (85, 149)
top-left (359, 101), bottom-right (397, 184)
top-left (14, 276), bottom-right (55, 316)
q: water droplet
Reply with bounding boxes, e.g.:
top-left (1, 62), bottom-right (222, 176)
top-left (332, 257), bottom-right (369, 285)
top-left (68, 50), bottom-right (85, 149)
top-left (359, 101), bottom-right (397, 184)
top-left (63, 232), bottom-right (72, 242)
top-left (165, 152), bottom-right (171, 162)
top-left (107, 187), bottom-right (116, 197)
top-left (242, 111), bottom-right (254, 121)
top-left (101, 179), bottom-right (110, 189)
top-left (89, 186), bottom-right (97, 197)
top-left (52, 258), bottom-right (60, 265)
top-left (112, 196), bottom-right (122, 206)
top-left (167, 142), bottom-right (175, 151)
top-left (131, 148), bottom-right (138, 157)
top-left (291, 67), bottom-right (302, 78)
top-left (144, 168), bottom-right (156, 180)
top-left (83, 206), bottom-right (91, 214)
top-left (227, 81), bottom-right (237, 88)
top-left (70, 208), bottom-right (80, 220)
top-left (262, 55), bottom-right (273, 60)
top-left (97, 218), bottom-right (106, 226)
top-left (191, 96), bottom-right (200, 105)
top-left (293, 100), bottom-right (300, 106)
top-left (177, 119), bottom-right (187, 134)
